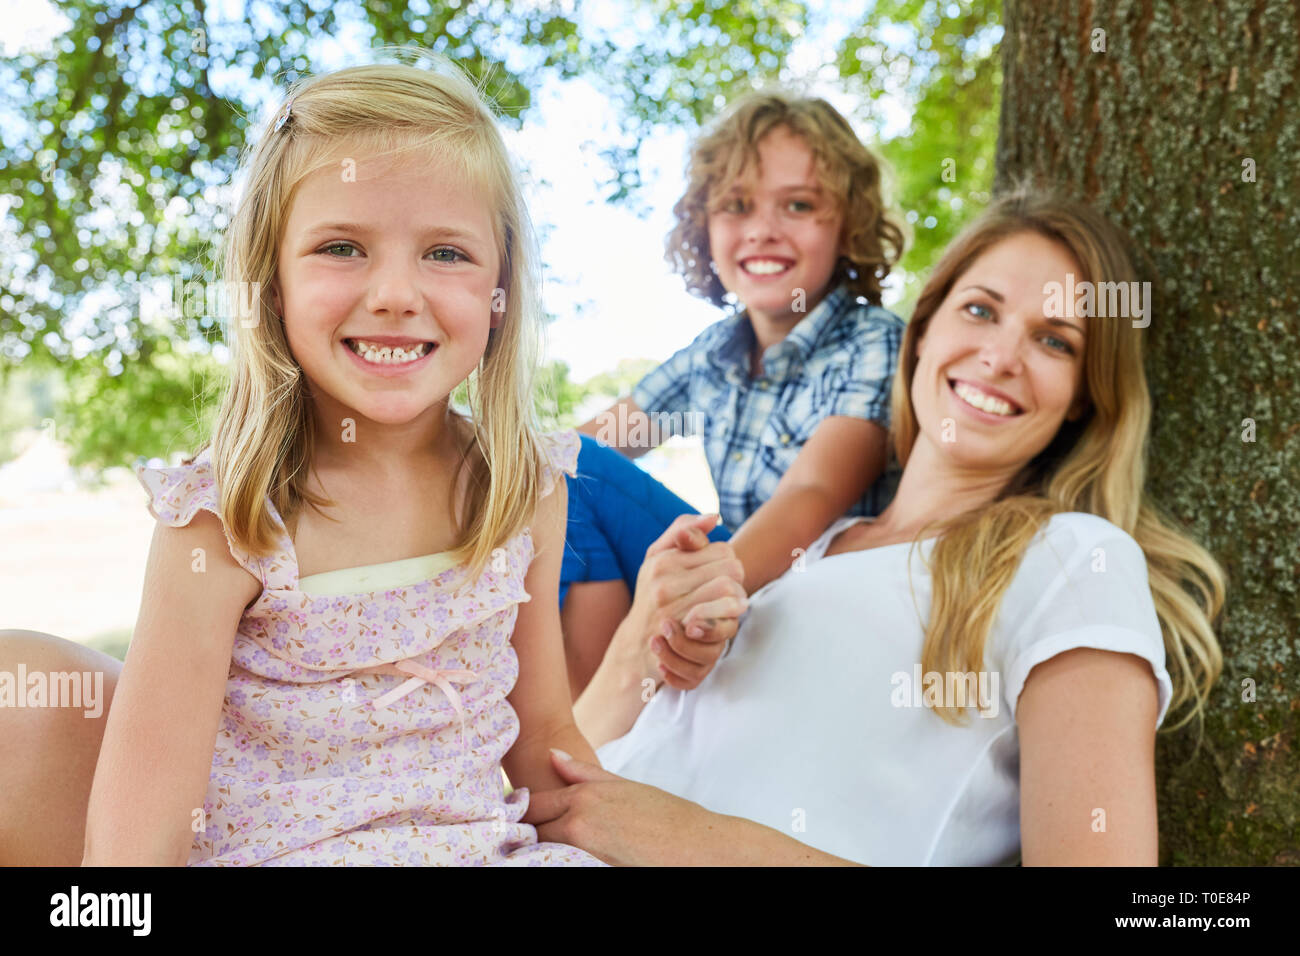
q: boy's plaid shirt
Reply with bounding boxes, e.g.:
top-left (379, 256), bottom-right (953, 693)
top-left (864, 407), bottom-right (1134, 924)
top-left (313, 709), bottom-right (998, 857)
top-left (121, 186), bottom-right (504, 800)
top-left (632, 285), bottom-right (904, 531)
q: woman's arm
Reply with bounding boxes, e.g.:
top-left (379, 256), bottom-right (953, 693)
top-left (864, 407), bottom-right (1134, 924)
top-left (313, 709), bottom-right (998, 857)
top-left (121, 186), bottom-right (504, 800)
top-left (1016, 647), bottom-right (1161, 865)
top-left (572, 513), bottom-right (746, 748)
top-left (502, 480), bottom-right (601, 792)
top-left (523, 750), bottom-right (862, 866)
top-left (82, 512), bottom-right (260, 866)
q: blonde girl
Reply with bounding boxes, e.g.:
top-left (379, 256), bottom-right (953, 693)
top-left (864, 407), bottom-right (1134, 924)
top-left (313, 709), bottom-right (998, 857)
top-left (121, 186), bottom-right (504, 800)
top-left (0, 53), bottom-right (602, 866)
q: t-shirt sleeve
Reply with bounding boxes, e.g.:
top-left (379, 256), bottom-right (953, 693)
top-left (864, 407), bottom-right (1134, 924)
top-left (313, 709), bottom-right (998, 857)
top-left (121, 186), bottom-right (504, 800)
top-left (997, 515), bottom-right (1173, 729)
top-left (824, 308), bottom-right (904, 428)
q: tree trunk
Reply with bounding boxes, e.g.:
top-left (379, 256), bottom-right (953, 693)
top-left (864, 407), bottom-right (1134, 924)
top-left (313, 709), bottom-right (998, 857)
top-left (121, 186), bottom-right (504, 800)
top-left (996, 0), bottom-right (1299, 864)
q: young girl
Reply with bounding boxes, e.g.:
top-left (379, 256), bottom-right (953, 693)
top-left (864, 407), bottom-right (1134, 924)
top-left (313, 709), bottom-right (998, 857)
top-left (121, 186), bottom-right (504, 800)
top-left (561, 92), bottom-right (908, 696)
top-left (80, 57), bottom-right (603, 865)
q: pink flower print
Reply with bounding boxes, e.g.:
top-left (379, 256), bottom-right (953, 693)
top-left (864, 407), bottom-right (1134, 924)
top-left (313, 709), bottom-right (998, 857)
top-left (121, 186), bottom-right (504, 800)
top-left (376, 751), bottom-right (396, 773)
top-left (330, 596), bottom-right (349, 612)
top-left (414, 598), bottom-right (431, 614)
top-left (276, 818), bottom-right (295, 835)
top-left (254, 770), bottom-right (270, 785)
top-left (310, 597), bottom-right (330, 614)
top-left (305, 788), bottom-right (322, 805)
top-left (328, 643), bottom-right (345, 659)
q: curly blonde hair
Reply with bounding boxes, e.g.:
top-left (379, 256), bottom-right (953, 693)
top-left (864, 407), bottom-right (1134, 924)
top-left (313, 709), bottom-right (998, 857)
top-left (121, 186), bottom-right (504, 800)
top-left (665, 91), bottom-right (905, 307)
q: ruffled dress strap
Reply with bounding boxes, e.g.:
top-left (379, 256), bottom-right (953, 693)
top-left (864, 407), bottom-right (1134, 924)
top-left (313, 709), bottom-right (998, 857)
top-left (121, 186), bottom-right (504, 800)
top-left (537, 428), bottom-right (581, 500)
top-left (134, 448), bottom-right (271, 591)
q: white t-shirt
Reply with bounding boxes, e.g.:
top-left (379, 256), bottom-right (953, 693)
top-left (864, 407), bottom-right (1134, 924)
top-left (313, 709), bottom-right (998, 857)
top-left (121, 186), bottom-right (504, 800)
top-left (596, 511), bottom-right (1173, 866)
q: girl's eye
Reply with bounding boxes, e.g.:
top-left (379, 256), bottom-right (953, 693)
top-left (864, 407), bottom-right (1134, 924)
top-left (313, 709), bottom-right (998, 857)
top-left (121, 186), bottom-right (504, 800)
top-left (964, 302), bottom-right (993, 320)
top-left (787, 199), bottom-right (814, 213)
top-left (321, 242), bottom-right (359, 257)
top-left (718, 197), bottom-right (747, 214)
top-left (429, 246), bottom-right (465, 262)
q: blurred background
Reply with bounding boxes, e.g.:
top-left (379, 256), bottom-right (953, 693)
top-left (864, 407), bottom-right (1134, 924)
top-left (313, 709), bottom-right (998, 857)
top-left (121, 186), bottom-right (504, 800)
top-left (0, 0), bottom-right (1000, 656)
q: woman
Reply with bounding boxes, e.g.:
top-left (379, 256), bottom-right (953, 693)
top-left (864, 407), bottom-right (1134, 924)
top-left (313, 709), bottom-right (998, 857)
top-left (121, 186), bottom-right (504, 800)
top-left (528, 188), bottom-right (1225, 865)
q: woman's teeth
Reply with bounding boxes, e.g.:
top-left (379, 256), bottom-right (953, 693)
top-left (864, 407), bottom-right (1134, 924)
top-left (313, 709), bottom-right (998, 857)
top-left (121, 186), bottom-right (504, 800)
top-left (742, 259), bottom-right (791, 275)
top-left (346, 339), bottom-right (432, 365)
top-left (953, 381), bottom-right (1018, 417)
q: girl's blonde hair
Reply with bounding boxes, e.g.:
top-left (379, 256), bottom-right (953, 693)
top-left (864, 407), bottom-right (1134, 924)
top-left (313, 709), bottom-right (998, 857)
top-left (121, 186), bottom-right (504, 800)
top-left (207, 51), bottom-right (547, 580)
top-left (891, 188), bottom-right (1224, 733)
top-left (666, 91), bottom-right (905, 307)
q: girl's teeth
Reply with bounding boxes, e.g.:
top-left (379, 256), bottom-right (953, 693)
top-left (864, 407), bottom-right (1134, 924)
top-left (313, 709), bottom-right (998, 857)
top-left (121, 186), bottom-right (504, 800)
top-left (953, 381), bottom-right (1016, 416)
top-left (348, 340), bottom-right (430, 364)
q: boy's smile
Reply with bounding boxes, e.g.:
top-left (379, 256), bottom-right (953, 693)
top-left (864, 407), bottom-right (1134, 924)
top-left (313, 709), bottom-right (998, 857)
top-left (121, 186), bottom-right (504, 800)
top-left (707, 125), bottom-right (844, 339)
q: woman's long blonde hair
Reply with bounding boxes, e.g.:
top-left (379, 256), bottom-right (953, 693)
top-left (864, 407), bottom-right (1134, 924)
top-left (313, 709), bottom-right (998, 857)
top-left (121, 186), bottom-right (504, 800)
top-left (893, 188), bottom-right (1225, 732)
top-left (206, 51), bottom-right (547, 580)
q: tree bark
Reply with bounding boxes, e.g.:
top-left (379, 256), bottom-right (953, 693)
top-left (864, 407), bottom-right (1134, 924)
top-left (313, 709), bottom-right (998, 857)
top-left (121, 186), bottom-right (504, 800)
top-left (996, 0), bottom-right (1299, 864)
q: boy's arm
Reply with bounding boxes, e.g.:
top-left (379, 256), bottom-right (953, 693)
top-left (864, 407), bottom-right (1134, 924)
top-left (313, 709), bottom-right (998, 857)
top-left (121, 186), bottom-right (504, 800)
top-left (577, 396), bottom-right (660, 460)
top-left (721, 415), bottom-right (888, 597)
top-left (82, 512), bottom-right (260, 865)
top-left (503, 480), bottom-right (602, 791)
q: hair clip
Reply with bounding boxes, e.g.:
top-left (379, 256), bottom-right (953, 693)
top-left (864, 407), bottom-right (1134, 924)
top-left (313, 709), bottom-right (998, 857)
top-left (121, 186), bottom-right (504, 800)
top-left (273, 100), bottom-right (294, 134)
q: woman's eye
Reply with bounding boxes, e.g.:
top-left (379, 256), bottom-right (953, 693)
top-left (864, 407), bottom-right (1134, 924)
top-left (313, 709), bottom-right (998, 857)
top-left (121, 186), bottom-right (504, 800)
top-left (787, 199), bottom-right (814, 213)
top-left (964, 302), bottom-right (993, 320)
top-left (1042, 334), bottom-right (1075, 355)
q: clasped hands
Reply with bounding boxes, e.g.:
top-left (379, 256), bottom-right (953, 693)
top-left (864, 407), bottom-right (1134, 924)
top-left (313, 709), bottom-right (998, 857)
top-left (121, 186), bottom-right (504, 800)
top-left (626, 512), bottom-right (748, 691)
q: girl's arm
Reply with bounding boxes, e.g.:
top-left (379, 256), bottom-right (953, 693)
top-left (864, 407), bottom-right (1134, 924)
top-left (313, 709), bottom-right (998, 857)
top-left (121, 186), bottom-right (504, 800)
top-left (1016, 647), bottom-right (1161, 865)
top-left (720, 416), bottom-right (888, 598)
top-left (82, 511), bottom-right (260, 866)
top-left (502, 480), bottom-right (601, 792)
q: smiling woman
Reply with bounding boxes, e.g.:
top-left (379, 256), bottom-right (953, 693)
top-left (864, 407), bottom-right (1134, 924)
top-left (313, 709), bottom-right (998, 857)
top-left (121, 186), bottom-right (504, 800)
top-left (534, 188), bottom-right (1228, 866)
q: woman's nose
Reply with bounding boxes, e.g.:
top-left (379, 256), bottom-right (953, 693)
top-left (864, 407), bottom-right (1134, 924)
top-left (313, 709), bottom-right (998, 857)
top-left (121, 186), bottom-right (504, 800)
top-left (979, 324), bottom-right (1026, 376)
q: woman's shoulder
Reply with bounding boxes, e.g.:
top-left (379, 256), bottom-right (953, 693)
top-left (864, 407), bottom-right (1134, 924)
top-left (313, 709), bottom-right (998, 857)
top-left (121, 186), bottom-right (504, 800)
top-left (1033, 511), bottom-right (1145, 567)
top-left (535, 428), bottom-right (580, 499)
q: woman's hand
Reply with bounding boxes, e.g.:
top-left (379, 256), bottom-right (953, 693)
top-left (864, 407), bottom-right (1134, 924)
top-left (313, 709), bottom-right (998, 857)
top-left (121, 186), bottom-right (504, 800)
top-left (522, 749), bottom-right (721, 866)
top-left (622, 513), bottom-right (747, 689)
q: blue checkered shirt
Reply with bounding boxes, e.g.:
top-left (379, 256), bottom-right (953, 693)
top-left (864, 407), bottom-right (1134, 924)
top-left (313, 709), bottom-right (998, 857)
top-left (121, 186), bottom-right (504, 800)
top-left (632, 285), bottom-right (904, 531)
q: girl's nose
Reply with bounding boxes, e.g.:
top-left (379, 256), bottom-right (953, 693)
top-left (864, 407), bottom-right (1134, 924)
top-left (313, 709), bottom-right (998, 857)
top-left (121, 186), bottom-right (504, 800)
top-left (365, 258), bottom-right (422, 318)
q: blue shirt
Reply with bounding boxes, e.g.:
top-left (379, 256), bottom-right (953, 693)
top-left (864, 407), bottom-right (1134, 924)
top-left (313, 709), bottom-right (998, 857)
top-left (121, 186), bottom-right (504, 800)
top-left (632, 285), bottom-right (904, 531)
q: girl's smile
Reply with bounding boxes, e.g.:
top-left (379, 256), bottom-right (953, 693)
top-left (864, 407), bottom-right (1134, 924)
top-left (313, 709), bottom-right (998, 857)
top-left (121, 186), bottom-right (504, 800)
top-left (275, 149), bottom-right (500, 429)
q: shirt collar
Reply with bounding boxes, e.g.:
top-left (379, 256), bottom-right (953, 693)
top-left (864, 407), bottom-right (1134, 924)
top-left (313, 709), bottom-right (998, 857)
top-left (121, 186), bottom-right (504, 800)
top-left (707, 284), bottom-right (855, 381)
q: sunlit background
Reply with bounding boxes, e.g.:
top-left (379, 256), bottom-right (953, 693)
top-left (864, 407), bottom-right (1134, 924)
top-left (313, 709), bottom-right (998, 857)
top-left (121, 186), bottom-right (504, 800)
top-left (0, 0), bottom-right (1000, 653)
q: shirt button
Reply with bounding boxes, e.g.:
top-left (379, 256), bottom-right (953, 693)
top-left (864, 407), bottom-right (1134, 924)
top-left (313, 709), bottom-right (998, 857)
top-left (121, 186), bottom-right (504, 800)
top-left (732, 451), bottom-right (744, 462)
top-left (781, 433), bottom-right (792, 445)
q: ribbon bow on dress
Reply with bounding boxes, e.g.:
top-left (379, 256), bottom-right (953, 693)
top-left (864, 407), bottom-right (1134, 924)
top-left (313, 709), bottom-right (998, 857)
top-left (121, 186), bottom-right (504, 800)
top-left (358, 660), bottom-right (481, 751)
